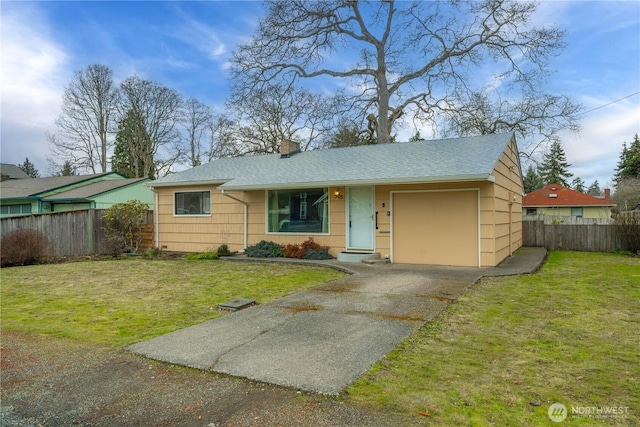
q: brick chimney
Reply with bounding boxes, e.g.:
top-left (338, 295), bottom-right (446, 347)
top-left (280, 139), bottom-right (300, 158)
top-left (603, 188), bottom-right (611, 201)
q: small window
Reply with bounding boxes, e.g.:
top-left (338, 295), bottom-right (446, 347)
top-left (571, 207), bottom-right (583, 218)
top-left (174, 191), bottom-right (211, 215)
top-left (526, 208), bottom-right (537, 216)
top-left (1, 206), bottom-right (8, 214)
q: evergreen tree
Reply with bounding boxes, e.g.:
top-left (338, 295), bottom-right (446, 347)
top-left (112, 110), bottom-right (155, 179)
top-left (587, 180), bottom-right (602, 197)
top-left (571, 177), bottom-right (586, 193)
top-left (59, 160), bottom-right (76, 176)
top-left (408, 130), bottom-right (422, 142)
top-left (538, 141), bottom-right (573, 186)
top-left (523, 165), bottom-right (544, 193)
top-left (614, 133), bottom-right (640, 183)
top-left (18, 157), bottom-right (39, 178)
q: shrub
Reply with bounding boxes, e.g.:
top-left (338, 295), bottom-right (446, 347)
top-left (102, 235), bottom-right (127, 257)
top-left (245, 240), bottom-right (283, 258)
top-left (0, 229), bottom-right (48, 267)
top-left (614, 212), bottom-right (640, 254)
top-left (283, 238), bottom-right (332, 260)
top-left (217, 244), bottom-right (233, 257)
top-left (101, 200), bottom-right (149, 254)
top-left (186, 251), bottom-right (219, 260)
top-left (303, 248), bottom-right (333, 260)
top-left (282, 243), bottom-right (305, 259)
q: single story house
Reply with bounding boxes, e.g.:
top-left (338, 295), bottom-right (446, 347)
top-left (523, 184), bottom-right (615, 219)
top-left (0, 172), bottom-right (153, 217)
top-left (149, 133), bottom-right (523, 267)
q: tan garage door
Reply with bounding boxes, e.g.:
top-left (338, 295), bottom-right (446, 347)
top-left (393, 190), bottom-right (479, 266)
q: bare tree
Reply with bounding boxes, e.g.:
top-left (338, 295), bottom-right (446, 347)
top-left (231, 0), bottom-right (578, 145)
top-left (207, 113), bottom-right (241, 160)
top-left (230, 82), bottom-right (334, 154)
top-left (180, 98), bottom-right (214, 167)
top-left (441, 91), bottom-right (581, 159)
top-left (49, 64), bottom-right (118, 173)
top-left (118, 76), bottom-right (183, 178)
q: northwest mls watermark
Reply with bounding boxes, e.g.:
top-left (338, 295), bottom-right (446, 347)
top-left (548, 402), bottom-right (631, 423)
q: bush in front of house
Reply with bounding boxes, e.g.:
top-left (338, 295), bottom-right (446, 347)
top-left (186, 251), bottom-right (219, 260)
top-left (283, 238), bottom-right (332, 260)
top-left (217, 244), bottom-right (233, 257)
top-left (101, 200), bottom-right (149, 255)
top-left (0, 228), bottom-right (48, 267)
top-left (303, 248), bottom-right (333, 260)
top-left (245, 240), bottom-right (283, 258)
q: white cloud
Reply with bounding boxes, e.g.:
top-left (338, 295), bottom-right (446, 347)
top-left (0, 4), bottom-right (69, 171)
top-left (563, 96), bottom-right (640, 186)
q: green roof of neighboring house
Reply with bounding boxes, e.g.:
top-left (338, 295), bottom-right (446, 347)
top-left (41, 178), bottom-right (150, 201)
top-left (0, 164), bottom-right (31, 179)
top-left (150, 133), bottom-right (516, 190)
top-left (0, 172), bottom-right (123, 199)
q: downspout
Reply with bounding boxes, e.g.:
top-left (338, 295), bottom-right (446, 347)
top-left (220, 190), bottom-right (248, 250)
top-left (154, 191), bottom-right (159, 249)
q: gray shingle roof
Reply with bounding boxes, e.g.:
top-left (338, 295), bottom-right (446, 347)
top-left (42, 178), bottom-right (150, 200)
top-left (150, 133), bottom-right (515, 190)
top-left (0, 173), bottom-right (117, 199)
top-left (0, 164), bottom-right (30, 179)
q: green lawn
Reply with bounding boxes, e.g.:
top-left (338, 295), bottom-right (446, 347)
top-left (0, 258), bottom-right (345, 346)
top-left (348, 251), bottom-right (640, 426)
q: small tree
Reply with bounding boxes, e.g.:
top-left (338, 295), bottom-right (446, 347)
top-left (18, 157), bottom-right (40, 178)
top-left (101, 200), bottom-right (149, 255)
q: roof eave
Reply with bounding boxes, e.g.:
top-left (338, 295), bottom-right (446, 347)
top-left (523, 203), bottom-right (617, 208)
top-left (147, 179), bottom-right (229, 188)
top-left (219, 174), bottom-right (495, 191)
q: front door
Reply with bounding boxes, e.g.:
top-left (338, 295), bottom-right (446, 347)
top-left (347, 186), bottom-right (374, 251)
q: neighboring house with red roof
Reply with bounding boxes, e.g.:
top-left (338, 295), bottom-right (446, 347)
top-left (523, 184), bottom-right (616, 219)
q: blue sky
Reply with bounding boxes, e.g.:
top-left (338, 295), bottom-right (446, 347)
top-left (1, 1), bottom-right (639, 189)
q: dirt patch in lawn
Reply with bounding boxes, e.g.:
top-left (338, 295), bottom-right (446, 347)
top-left (0, 331), bottom-right (408, 427)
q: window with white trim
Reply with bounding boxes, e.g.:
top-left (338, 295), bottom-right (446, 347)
top-left (174, 191), bottom-right (211, 215)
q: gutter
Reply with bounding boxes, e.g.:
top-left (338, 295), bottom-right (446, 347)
top-left (219, 174), bottom-right (495, 192)
top-left (220, 190), bottom-right (248, 250)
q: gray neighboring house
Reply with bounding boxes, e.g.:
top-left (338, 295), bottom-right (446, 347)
top-left (0, 163), bottom-right (30, 180)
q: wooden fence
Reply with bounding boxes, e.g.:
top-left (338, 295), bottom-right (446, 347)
top-left (523, 220), bottom-right (623, 252)
top-left (0, 209), bottom-right (154, 257)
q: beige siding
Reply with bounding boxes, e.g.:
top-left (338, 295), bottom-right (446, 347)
top-left (155, 186), bottom-right (347, 256)
top-left (489, 137), bottom-right (524, 266)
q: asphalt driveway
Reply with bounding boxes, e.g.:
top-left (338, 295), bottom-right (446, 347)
top-left (128, 247), bottom-right (546, 395)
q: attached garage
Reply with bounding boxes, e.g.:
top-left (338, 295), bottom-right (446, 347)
top-left (392, 190), bottom-right (479, 266)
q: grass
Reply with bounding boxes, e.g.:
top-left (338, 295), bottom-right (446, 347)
top-left (348, 251), bottom-right (640, 426)
top-left (0, 258), bottom-right (345, 346)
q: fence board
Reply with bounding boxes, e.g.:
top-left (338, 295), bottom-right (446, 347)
top-left (1, 210), bottom-right (154, 257)
top-left (523, 220), bottom-right (623, 252)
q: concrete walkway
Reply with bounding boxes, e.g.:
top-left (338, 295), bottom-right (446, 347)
top-left (128, 247), bottom-right (547, 395)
